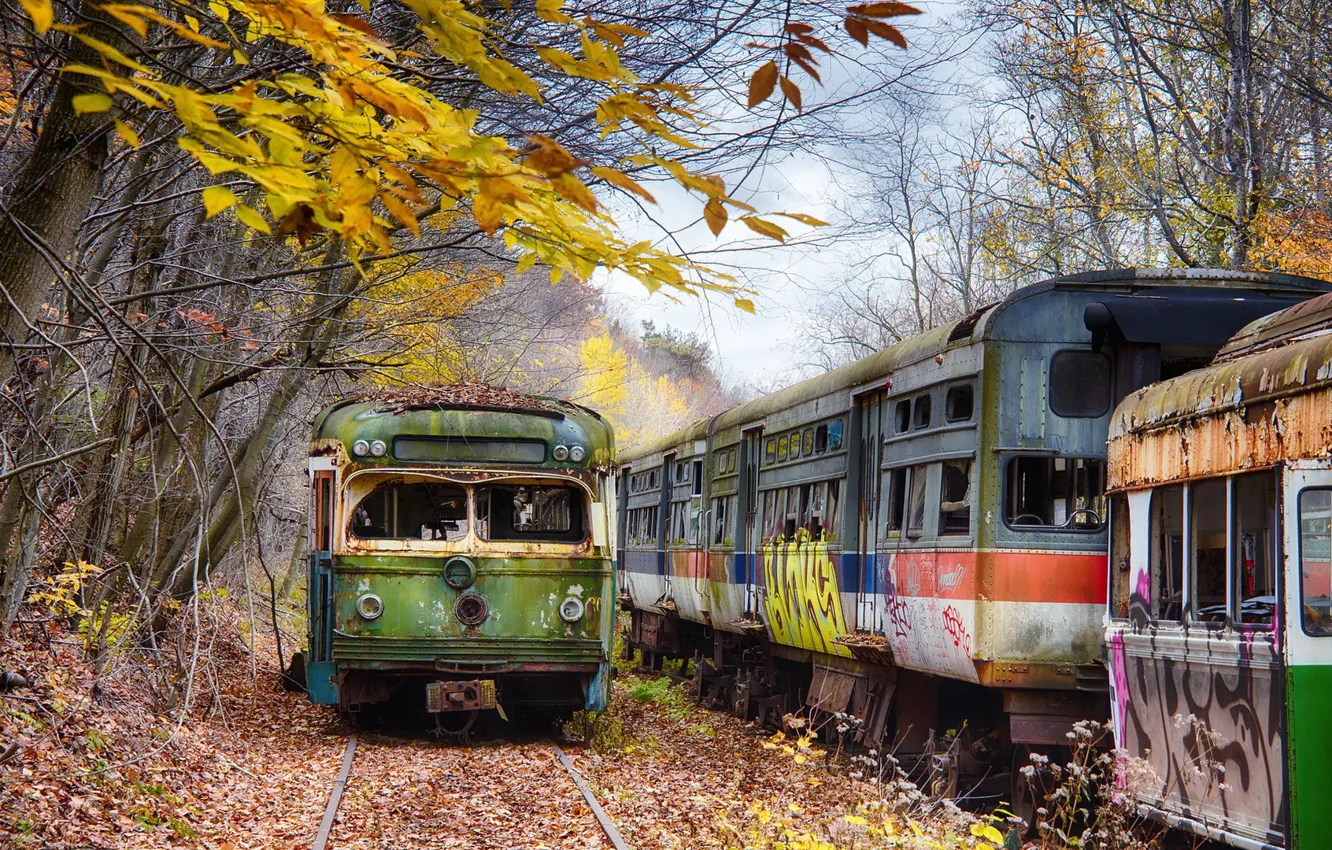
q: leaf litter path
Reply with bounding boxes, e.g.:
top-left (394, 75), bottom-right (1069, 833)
top-left (327, 733), bottom-right (611, 850)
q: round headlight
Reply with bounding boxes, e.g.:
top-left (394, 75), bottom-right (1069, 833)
top-left (552, 444), bottom-right (570, 462)
top-left (569, 445), bottom-right (585, 463)
top-left (369, 439), bottom-right (387, 457)
top-left (558, 596), bottom-right (584, 623)
top-left (455, 593), bottom-right (489, 626)
top-left (356, 593), bottom-right (384, 620)
top-left (352, 439), bottom-right (370, 457)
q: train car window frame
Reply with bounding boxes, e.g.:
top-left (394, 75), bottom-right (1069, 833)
top-left (1149, 485), bottom-right (1185, 623)
top-left (814, 424), bottom-right (828, 453)
top-left (907, 463), bottom-right (930, 537)
top-left (939, 459), bottom-right (972, 535)
top-left (894, 400), bottom-right (911, 434)
top-left (802, 429), bottom-right (815, 456)
top-left (1003, 455), bottom-right (1107, 533)
top-left (944, 384), bottom-right (974, 423)
top-left (1049, 350), bottom-right (1112, 418)
top-left (1232, 470), bottom-right (1277, 627)
top-left (476, 483), bottom-right (587, 543)
top-left (828, 419), bottom-right (844, 450)
top-left (1187, 477), bottom-right (1228, 624)
top-left (349, 480), bottom-right (470, 542)
top-left (692, 460), bottom-right (704, 495)
top-left (789, 432), bottom-right (801, 460)
top-left (1299, 487), bottom-right (1332, 636)
top-left (912, 395), bottom-right (932, 430)
top-left (886, 467), bottom-right (907, 537)
top-left (765, 439), bottom-right (777, 466)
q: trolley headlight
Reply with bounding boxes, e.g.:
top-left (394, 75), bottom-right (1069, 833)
top-left (369, 439), bottom-right (387, 457)
top-left (569, 445), bottom-right (585, 463)
top-left (558, 596), bottom-right (584, 623)
top-left (352, 439), bottom-right (370, 457)
top-left (552, 444), bottom-right (570, 462)
top-left (356, 593), bottom-right (384, 620)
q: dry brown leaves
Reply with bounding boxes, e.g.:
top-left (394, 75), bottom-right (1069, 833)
top-left (350, 382), bottom-right (561, 414)
top-left (1, 609), bottom-right (854, 850)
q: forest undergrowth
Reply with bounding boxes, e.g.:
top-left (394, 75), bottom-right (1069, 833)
top-left (0, 584), bottom-right (1168, 850)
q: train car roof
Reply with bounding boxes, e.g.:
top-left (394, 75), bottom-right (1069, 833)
top-left (618, 268), bottom-right (1332, 466)
top-left (1108, 288), bottom-right (1332, 488)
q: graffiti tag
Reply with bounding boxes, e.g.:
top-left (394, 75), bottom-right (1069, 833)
top-left (941, 605), bottom-right (971, 656)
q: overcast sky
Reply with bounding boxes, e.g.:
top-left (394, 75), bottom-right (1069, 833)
top-left (596, 0), bottom-right (976, 390)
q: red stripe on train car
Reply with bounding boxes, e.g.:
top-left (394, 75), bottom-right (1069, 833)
top-left (887, 550), bottom-right (1107, 604)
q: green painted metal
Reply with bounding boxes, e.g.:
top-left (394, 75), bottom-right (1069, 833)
top-left (332, 554), bottom-right (611, 658)
top-left (313, 399), bottom-right (614, 470)
top-left (1287, 663), bottom-right (1332, 849)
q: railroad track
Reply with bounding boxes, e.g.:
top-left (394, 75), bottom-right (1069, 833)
top-left (312, 733), bottom-right (631, 850)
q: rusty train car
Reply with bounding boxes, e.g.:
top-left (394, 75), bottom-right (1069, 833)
top-left (299, 386), bottom-right (617, 729)
top-left (1106, 291), bottom-right (1332, 848)
top-left (615, 269), bottom-right (1332, 809)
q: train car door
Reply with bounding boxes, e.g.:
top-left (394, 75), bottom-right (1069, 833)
top-left (659, 453), bottom-right (675, 602)
top-left (1283, 461), bottom-right (1332, 849)
top-left (739, 428), bottom-right (763, 617)
top-left (854, 391), bottom-right (885, 632)
top-left (306, 458), bottom-right (338, 704)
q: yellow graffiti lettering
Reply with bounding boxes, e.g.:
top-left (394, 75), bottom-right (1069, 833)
top-left (761, 537), bottom-right (850, 657)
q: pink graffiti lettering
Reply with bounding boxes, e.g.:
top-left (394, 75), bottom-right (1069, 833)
top-left (941, 605), bottom-right (971, 656)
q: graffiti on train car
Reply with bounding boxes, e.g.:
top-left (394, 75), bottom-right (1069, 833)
top-left (879, 551), bottom-right (979, 682)
top-left (1109, 630), bottom-right (1285, 842)
top-left (760, 537), bottom-right (851, 657)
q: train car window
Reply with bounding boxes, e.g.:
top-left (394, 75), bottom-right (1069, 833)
top-left (1189, 478), bottom-right (1228, 622)
top-left (476, 485), bottom-right (585, 542)
top-left (939, 460), bottom-right (971, 535)
top-left (762, 489), bottom-right (784, 543)
top-left (313, 470), bottom-right (334, 552)
top-left (1108, 493), bottom-right (1132, 620)
top-left (785, 486), bottom-right (802, 539)
top-left (815, 425), bottom-right (828, 453)
top-left (765, 439), bottom-right (777, 466)
top-left (907, 464), bottom-right (929, 536)
top-left (790, 433), bottom-right (801, 460)
top-left (693, 460), bottom-right (704, 495)
top-left (1233, 471), bottom-right (1276, 626)
top-left (886, 468), bottom-right (907, 536)
top-left (945, 385), bottom-right (974, 422)
top-left (894, 401), bottom-right (911, 433)
top-left (1149, 486), bottom-right (1184, 622)
top-left (912, 395), bottom-right (932, 430)
top-left (1299, 489), bottom-right (1332, 636)
top-left (1049, 351), bottom-right (1112, 418)
top-left (349, 482), bottom-right (469, 541)
top-left (777, 435), bottom-right (789, 462)
top-left (828, 419), bottom-right (843, 450)
top-left (1005, 456), bottom-right (1106, 530)
top-left (802, 429), bottom-right (814, 456)
top-left (712, 495), bottom-right (731, 545)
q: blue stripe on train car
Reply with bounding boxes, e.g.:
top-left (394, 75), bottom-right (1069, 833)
top-left (838, 551), bottom-right (860, 591)
top-left (732, 551), bottom-right (749, 585)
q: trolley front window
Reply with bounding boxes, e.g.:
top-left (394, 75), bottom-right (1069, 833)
top-left (1299, 488), bottom-right (1332, 636)
top-left (476, 484), bottom-right (586, 542)
top-left (1005, 456), bottom-right (1106, 531)
top-left (350, 482), bottom-right (469, 541)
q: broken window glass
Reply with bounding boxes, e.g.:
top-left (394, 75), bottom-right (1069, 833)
top-left (476, 484), bottom-right (585, 542)
top-left (1005, 456), bottom-right (1106, 530)
top-left (907, 465), bottom-right (928, 536)
top-left (939, 459), bottom-right (971, 535)
top-left (945, 385), bottom-right (974, 423)
top-left (350, 481), bottom-right (469, 541)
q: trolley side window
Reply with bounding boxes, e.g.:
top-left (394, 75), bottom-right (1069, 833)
top-left (1005, 456), bottom-right (1106, 530)
top-left (350, 482), bottom-right (469, 541)
top-left (1233, 471), bottom-right (1276, 626)
top-left (477, 485), bottom-right (586, 543)
top-left (1050, 351), bottom-right (1111, 418)
top-left (1189, 479), bottom-right (1227, 622)
top-left (1299, 489), bottom-right (1332, 636)
top-left (1150, 485), bottom-right (1184, 622)
top-left (939, 459), bottom-right (972, 535)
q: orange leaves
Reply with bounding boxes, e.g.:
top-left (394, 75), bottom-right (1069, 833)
top-left (703, 199), bottom-right (728, 236)
top-left (747, 2), bottom-right (920, 109)
top-left (748, 61), bottom-right (778, 108)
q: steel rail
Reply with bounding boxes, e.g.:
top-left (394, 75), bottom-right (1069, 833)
top-left (553, 743), bottom-right (632, 850)
top-left (312, 733), bottom-right (358, 850)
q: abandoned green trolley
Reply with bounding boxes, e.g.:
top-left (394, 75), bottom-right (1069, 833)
top-left (300, 385), bottom-right (616, 726)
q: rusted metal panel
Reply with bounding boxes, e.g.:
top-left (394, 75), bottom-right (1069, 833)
top-left (1109, 330), bottom-right (1332, 489)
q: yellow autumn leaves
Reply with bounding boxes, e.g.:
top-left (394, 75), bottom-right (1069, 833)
top-left (18, 0), bottom-right (819, 309)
